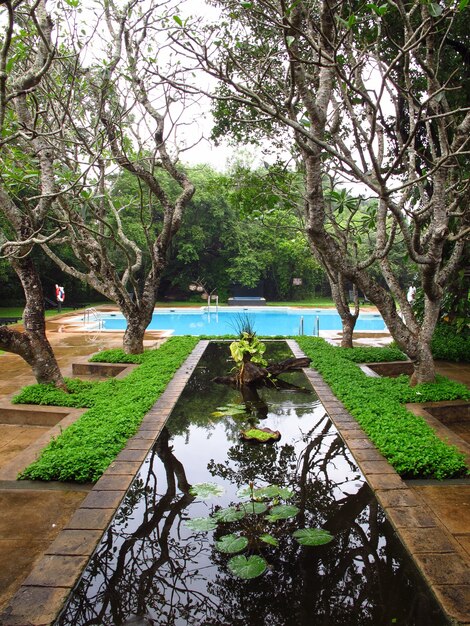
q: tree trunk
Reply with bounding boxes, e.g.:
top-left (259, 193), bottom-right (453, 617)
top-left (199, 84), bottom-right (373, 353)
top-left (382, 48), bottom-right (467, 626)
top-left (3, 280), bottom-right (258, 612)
top-left (330, 278), bottom-right (358, 348)
top-left (0, 258), bottom-right (66, 389)
top-left (122, 308), bottom-right (153, 354)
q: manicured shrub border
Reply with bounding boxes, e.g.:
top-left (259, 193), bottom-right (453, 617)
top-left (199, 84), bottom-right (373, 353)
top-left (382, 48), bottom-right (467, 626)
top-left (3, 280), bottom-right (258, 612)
top-left (297, 337), bottom-right (469, 479)
top-left (17, 337), bottom-right (199, 483)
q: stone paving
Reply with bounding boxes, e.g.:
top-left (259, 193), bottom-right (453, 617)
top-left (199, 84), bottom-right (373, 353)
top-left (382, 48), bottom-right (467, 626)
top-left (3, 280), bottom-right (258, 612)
top-left (0, 315), bottom-right (469, 624)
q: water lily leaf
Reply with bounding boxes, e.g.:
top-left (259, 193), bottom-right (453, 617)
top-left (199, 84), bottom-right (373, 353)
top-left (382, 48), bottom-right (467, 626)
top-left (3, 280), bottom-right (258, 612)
top-left (228, 554), bottom-right (267, 579)
top-left (236, 485), bottom-right (253, 499)
top-left (292, 528), bottom-right (334, 546)
top-left (185, 517), bottom-right (218, 532)
top-left (189, 483), bottom-right (224, 499)
top-left (240, 427), bottom-right (281, 442)
top-left (212, 404), bottom-right (247, 417)
top-left (266, 504), bottom-right (300, 522)
top-left (255, 485), bottom-right (293, 500)
top-left (216, 534), bottom-right (248, 554)
top-left (241, 501), bottom-right (267, 515)
top-left (213, 507), bottom-right (246, 522)
top-left (259, 533), bottom-right (279, 547)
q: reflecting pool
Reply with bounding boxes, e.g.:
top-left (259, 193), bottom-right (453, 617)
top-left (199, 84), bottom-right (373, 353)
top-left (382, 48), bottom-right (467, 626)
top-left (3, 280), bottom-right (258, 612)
top-left (56, 342), bottom-right (447, 626)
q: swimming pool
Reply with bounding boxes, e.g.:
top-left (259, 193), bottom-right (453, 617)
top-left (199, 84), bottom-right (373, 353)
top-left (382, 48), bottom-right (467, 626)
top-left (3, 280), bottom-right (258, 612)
top-left (96, 307), bottom-right (386, 336)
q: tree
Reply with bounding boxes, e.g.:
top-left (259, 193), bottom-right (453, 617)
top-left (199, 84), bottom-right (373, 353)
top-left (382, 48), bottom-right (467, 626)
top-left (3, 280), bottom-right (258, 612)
top-left (36, 0), bottom-right (195, 353)
top-left (174, 0), bottom-right (469, 382)
top-left (0, 0), bottom-right (66, 388)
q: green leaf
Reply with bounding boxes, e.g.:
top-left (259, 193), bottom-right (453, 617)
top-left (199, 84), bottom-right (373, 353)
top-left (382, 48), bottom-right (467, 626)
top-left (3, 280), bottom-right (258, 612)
top-left (292, 528), bottom-right (334, 546)
top-left (213, 506), bottom-right (246, 522)
top-left (259, 533), bottom-right (279, 547)
top-left (241, 1), bottom-right (253, 7)
top-left (241, 501), bottom-right (268, 515)
top-left (286, 35), bottom-right (295, 47)
top-left (241, 427), bottom-right (280, 442)
top-left (212, 403), bottom-right (247, 417)
top-left (255, 485), bottom-right (294, 500)
top-left (428, 3), bottom-right (443, 16)
top-left (459, 0), bottom-right (469, 9)
top-left (173, 15), bottom-right (183, 26)
top-left (189, 482), bottom-right (224, 499)
top-left (216, 534), bottom-right (248, 554)
top-left (266, 504), bottom-right (300, 521)
top-left (228, 554), bottom-right (267, 579)
top-left (185, 517), bottom-right (218, 532)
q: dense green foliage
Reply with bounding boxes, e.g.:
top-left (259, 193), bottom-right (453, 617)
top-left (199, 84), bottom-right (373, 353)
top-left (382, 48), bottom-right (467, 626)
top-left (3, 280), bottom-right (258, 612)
top-left (89, 349), bottom-right (147, 364)
top-left (431, 324), bottom-right (470, 363)
top-left (18, 337), bottom-right (198, 483)
top-left (338, 346), bottom-right (407, 363)
top-left (297, 338), bottom-right (469, 479)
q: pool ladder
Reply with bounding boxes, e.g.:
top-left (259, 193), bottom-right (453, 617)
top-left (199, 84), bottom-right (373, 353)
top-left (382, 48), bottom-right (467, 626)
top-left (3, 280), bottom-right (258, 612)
top-left (298, 315), bottom-right (320, 336)
top-left (82, 307), bottom-right (103, 340)
top-left (207, 294), bottom-right (219, 313)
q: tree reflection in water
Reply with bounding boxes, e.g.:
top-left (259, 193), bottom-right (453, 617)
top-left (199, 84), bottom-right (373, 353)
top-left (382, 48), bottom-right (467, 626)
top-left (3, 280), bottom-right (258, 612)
top-left (56, 343), bottom-right (446, 626)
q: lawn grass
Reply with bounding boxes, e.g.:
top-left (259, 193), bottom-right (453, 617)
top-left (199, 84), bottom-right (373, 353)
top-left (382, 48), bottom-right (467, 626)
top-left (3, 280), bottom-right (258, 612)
top-left (297, 337), bottom-right (469, 479)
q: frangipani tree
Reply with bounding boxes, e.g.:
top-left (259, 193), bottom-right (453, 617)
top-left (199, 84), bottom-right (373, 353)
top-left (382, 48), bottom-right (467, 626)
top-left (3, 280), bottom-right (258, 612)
top-left (173, 0), bottom-right (469, 382)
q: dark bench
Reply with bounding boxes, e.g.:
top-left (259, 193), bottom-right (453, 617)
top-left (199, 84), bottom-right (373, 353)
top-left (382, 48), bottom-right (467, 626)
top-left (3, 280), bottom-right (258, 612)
top-left (0, 317), bottom-right (22, 326)
top-left (228, 297), bottom-right (267, 306)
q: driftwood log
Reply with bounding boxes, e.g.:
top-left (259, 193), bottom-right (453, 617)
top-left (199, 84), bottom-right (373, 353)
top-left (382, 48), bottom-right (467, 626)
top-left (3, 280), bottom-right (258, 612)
top-left (213, 356), bottom-right (311, 386)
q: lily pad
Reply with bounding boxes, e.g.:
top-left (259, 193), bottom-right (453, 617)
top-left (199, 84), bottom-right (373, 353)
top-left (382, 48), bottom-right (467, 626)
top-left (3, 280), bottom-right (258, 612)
top-left (255, 485), bottom-right (293, 500)
top-left (189, 482), bottom-right (224, 500)
top-left (213, 507), bottom-right (246, 523)
top-left (266, 504), bottom-right (300, 522)
top-left (212, 404), bottom-right (248, 417)
top-left (292, 528), bottom-right (334, 546)
top-left (259, 533), bottom-right (279, 547)
top-left (240, 427), bottom-right (281, 443)
top-left (228, 554), bottom-right (267, 579)
top-left (185, 517), bottom-right (218, 532)
top-left (241, 501), bottom-right (268, 515)
top-left (215, 534), bottom-right (249, 554)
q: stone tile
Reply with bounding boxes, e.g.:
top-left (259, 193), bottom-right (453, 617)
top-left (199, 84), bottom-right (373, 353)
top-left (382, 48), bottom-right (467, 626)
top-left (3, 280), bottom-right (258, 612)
top-left (376, 489), bottom-right (422, 508)
top-left (455, 534), bottom-right (470, 558)
top-left (341, 429), bottom-right (368, 439)
top-left (81, 490), bottom-right (124, 509)
top-left (352, 448), bottom-right (387, 462)
top-left (386, 506), bottom-right (438, 529)
top-left (94, 474), bottom-right (134, 491)
top-left (114, 448), bottom-right (148, 462)
top-left (23, 554), bottom-right (89, 588)
top-left (357, 460), bottom-right (396, 474)
top-left (1, 585), bottom-right (71, 626)
top-left (432, 584), bottom-right (470, 624)
top-left (65, 508), bottom-right (115, 530)
top-left (398, 527), bottom-right (457, 553)
top-left (45, 529), bottom-right (103, 556)
top-left (125, 437), bottom-right (155, 450)
top-left (347, 438), bottom-right (377, 450)
top-left (412, 485), bottom-right (470, 535)
top-left (105, 460), bottom-right (142, 475)
top-left (415, 553), bottom-right (470, 586)
top-left (366, 474), bottom-right (407, 491)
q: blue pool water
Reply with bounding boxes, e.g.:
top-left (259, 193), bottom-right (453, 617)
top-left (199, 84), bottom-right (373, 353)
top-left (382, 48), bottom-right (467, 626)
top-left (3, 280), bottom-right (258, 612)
top-left (99, 307), bottom-right (386, 336)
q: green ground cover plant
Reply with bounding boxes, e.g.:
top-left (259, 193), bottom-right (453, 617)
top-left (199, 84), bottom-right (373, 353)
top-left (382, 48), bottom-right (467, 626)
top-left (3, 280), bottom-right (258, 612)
top-left (297, 337), bottom-right (469, 479)
top-left (430, 323), bottom-right (470, 362)
top-left (17, 337), bottom-right (198, 483)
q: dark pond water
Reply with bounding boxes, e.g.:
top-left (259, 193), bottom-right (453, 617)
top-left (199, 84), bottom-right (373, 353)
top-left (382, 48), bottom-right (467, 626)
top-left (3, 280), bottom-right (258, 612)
top-left (56, 342), bottom-right (448, 626)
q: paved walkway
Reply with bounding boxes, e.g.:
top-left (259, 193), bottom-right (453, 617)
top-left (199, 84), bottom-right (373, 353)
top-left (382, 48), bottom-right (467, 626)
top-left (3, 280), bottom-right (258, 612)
top-left (0, 313), bottom-right (469, 624)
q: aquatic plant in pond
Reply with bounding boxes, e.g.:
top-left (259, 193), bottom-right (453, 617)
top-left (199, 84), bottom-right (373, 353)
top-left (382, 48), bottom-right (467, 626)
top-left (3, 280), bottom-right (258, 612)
top-left (186, 481), bottom-right (333, 578)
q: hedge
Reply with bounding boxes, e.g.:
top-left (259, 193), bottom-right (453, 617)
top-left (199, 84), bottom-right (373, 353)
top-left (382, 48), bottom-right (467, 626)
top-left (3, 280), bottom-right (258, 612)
top-left (297, 337), bottom-right (469, 479)
top-left (17, 337), bottom-right (198, 483)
